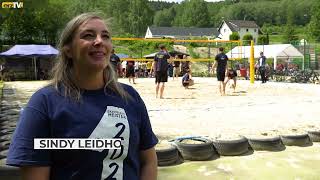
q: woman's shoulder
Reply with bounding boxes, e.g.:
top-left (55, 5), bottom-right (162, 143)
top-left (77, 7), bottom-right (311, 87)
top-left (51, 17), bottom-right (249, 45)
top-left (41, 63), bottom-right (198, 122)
top-left (35, 84), bottom-right (58, 95)
top-left (26, 84), bottom-right (61, 109)
top-left (30, 84), bottom-right (61, 100)
top-left (119, 83), bottom-right (136, 94)
top-left (118, 83), bottom-right (141, 102)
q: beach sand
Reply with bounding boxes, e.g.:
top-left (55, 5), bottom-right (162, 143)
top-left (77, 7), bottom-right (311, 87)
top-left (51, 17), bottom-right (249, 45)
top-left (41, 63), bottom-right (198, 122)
top-left (119, 77), bottom-right (320, 140)
top-left (3, 78), bottom-right (320, 140)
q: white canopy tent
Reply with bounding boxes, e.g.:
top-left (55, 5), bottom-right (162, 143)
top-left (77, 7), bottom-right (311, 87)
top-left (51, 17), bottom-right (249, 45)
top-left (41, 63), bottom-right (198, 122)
top-left (226, 44), bottom-right (304, 70)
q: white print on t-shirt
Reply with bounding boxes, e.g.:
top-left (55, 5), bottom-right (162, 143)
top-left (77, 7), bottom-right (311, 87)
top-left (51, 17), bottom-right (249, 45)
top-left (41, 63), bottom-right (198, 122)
top-left (89, 106), bottom-right (129, 180)
top-left (259, 58), bottom-right (263, 67)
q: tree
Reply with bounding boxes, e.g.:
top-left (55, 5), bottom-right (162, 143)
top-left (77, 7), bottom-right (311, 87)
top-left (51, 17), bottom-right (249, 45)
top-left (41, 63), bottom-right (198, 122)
top-left (224, 0), bottom-right (240, 4)
top-left (173, 0), bottom-right (210, 27)
top-left (36, 1), bottom-right (69, 44)
top-left (126, 0), bottom-right (154, 36)
top-left (229, 32), bottom-right (240, 40)
top-left (1, 0), bottom-right (68, 45)
top-left (148, 1), bottom-right (176, 11)
top-left (2, 12), bottom-right (21, 43)
top-left (153, 7), bottom-right (175, 26)
top-left (2, 10), bottom-right (40, 44)
top-left (104, 0), bottom-right (132, 35)
top-left (219, 3), bottom-right (255, 23)
top-left (207, 1), bottom-right (224, 27)
top-left (186, 0), bottom-right (210, 27)
top-left (283, 25), bottom-right (299, 44)
top-left (308, 0), bottom-right (320, 42)
top-left (252, 2), bottom-right (279, 26)
top-left (283, 3), bottom-right (298, 43)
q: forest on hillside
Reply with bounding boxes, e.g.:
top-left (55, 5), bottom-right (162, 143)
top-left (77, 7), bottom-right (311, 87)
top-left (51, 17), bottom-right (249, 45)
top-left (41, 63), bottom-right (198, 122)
top-left (0, 0), bottom-right (320, 45)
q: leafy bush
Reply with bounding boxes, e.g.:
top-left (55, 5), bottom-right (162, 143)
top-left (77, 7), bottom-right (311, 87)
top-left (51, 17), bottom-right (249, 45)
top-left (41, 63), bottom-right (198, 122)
top-left (229, 32), bottom-right (240, 40)
top-left (242, 34), bottom-right (253, 45)
top-left (192, 71), bottom-right (214, 77)
top-left (189, 37), bottom-right (208, 47)
top-left (258, 35), bottom-right (269, 45)
top-left (188, 47), bottom-right (200, 59)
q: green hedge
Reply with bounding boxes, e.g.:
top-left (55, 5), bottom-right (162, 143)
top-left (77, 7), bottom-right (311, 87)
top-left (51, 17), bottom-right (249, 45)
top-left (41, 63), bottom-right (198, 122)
top-left (192, 71), bottom-right (214, 77)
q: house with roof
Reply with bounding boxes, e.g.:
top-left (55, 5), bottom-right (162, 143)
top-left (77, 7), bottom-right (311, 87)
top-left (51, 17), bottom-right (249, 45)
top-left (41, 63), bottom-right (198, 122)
top-left (217, 20), bottom-right (260, 43)
top-left (145, 26), bottom-right (219, 39)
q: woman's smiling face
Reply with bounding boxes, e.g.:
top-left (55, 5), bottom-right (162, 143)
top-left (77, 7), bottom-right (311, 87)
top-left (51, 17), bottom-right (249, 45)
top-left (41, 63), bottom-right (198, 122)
top-left (68, 18), bottom-right (112, 73)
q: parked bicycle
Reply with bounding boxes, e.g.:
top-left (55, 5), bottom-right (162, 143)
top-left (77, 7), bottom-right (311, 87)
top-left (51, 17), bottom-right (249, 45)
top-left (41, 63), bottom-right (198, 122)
top-left (268, 69), bottom-right (319, 84)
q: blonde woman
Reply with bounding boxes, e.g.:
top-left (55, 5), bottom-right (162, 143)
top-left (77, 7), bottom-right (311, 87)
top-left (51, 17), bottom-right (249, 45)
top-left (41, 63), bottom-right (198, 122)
top-left (7, 13), bottom-right (158, 180)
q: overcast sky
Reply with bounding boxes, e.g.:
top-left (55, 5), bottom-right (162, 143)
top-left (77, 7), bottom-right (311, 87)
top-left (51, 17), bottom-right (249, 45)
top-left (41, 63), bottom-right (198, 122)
top-left (149, 0), bottom-right (224, 3)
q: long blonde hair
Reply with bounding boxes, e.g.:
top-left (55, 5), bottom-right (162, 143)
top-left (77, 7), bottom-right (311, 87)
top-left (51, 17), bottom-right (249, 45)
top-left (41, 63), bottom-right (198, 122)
top-left (50, 13), bottom-right (130, 101)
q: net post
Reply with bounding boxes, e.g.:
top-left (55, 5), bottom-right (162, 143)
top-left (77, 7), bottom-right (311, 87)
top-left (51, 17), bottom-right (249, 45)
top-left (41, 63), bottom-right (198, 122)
top-left (250, 40), bottom-right (255, 84)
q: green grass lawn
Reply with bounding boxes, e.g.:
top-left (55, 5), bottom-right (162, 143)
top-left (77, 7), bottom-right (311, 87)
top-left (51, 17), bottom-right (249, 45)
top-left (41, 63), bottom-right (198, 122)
top-left (269, 35), bottom-right (285, 44)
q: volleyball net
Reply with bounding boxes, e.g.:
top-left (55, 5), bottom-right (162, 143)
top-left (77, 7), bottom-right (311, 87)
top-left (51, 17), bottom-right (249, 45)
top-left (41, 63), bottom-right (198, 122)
top-left (112, 38), bottom-right (255, 83)
top-left (112, 38), bottom-right (243, 61)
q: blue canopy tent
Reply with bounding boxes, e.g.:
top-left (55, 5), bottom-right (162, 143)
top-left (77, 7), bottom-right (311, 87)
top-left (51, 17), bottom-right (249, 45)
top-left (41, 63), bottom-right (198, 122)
top-left (0, 45), bottom-right (58, 80)
top-left (116, 53), bottom-right (129, 59)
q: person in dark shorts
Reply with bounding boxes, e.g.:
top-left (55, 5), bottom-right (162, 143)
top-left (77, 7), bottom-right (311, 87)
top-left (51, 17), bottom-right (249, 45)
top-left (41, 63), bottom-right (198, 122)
top-left (182, 69), bottom-right (194, 89)
top-left (110, 48), bottom-right (121, 76)
top-left (126, 60), bottom-right (136, 84)
top-left (153, 44), bottom-right (171, 98)
top-left (225, 67), bottom-right (237, 92)
top-left (211, 47), bottom-right (228, 96)
top-left (257, 51), bottom-right (267, 83)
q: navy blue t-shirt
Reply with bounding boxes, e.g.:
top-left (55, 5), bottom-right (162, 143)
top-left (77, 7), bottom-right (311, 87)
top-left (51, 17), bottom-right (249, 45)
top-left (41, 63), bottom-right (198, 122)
top-left (154, 51), bottom-right (170, 72)
top-left (215, 53), bottom-right (228, 72)
top-left (110, 54), bottom-right (121, 71)
top-left (6, 84), bottom-right (158, 180)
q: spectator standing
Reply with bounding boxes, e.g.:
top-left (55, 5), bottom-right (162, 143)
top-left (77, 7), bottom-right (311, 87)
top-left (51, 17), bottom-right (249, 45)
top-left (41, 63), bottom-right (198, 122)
top-left (110, 49), bottom-right (121, 76)
top-left (126, 60), bottom-right (136, 84)
top-left (153, 44), bottom-right (171, 99)
top-left (173, 55), bottom-right (181, 80)
top-left (257, 51), bottom-right (267, 83)
top-left (146, 61), bottom-right (153, 77)
top-left (121, 60), bottom-right (127, 78)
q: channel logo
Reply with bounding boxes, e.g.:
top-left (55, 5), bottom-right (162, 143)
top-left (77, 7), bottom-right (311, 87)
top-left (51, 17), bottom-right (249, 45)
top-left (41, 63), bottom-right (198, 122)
top-left (1, 2), bottom-right (23, 9)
